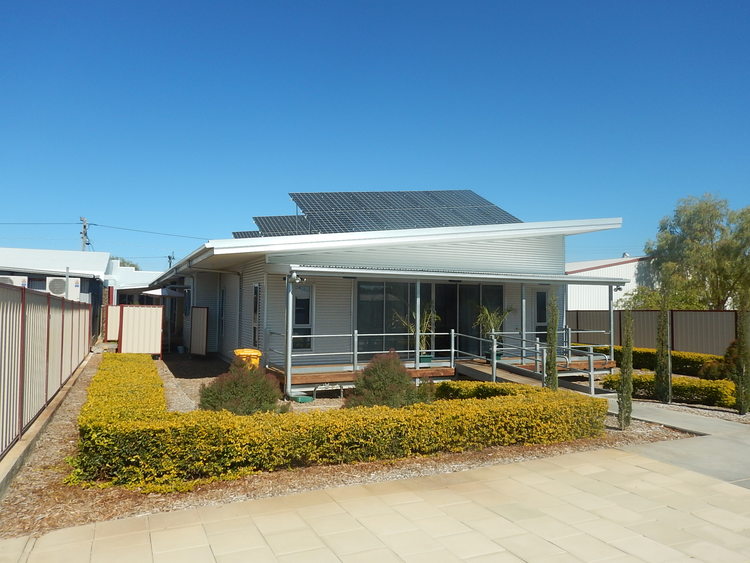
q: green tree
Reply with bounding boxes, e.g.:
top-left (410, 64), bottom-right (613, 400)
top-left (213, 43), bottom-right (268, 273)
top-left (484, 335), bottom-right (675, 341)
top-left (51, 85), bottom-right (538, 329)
top-left (654, 277), bottom-right (672, 403)
top-left (735, 293), bottom-right (750, 415)
top-left (616, 285), bottom-right (704, 310)
top-left (544, 293), bottom-right (559, 390)
top-left (645, 195), bottom-right (750, 310)
top-left (617, 309), bottom-right (634, 429)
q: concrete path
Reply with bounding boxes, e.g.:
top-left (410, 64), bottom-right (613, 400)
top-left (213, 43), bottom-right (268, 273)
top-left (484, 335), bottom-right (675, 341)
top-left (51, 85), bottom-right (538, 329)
top-left (2, 403), bottom-right (750, 562)
top-left (609, 398), bottom-right (750, 489)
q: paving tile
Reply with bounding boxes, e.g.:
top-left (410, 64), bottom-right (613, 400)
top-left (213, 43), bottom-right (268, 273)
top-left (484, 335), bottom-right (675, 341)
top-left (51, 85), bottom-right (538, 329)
top-left (674, 540), bottom-right (750, 563)
top-left (150, 524), bottom-right (208, 554)
top-left (304, 512), bottom-right (363, 536)
top-left (148, 509), bottom-right (202, 531)
top-left (337, 496), bottom-right (395, 518)
top-left (296, 501), bottom-right (347, 519)
top-left (413, 489), bottom-right (468, 507)
top-left (91, 542), bottom-right (153, 563)
top-left (204, 528), bottom-right (267, 555)
top-left (32, 524), bottom-right (95, 550)
top-left (94, 516), bottom-right (149, 539)
top-left (684, 522), bottom-right (750, 550)
top-left (379, 529), bottom-right (444, 558)
top-left (627, 520), bottom-right (697, 545)
top-left (591, 505), bottom-right (652, 526)
top-left (340, 547), bottom-right (402, 562)
top-left (325, 485), bottom-right (372, 501)
top-left (539, 503), bottom-right (600, 524)
top-left (609, 535), bottom-right (688, 563)
top-left (692, 506), bottom-right (750, 532)
top-left (402, 550), bottom-right (462, 562)
top-left (0, 536), bottom-right (32, 563)
top-left (465, 515), bottom-right (526, 539)
top-left (198, 502), bottom-right (251, 523)
top-left (276, 546), bottom-right (341, 562)
top-left (252, 511), bottom-right (309, 535)
top-left (214, 546), bottom-right (277, 563)
top-left (264, 527), bottom-right (326, 556)
top-left (357, 512), bottom-right (418, 535)
top-left (152, 545), bottom-right (215, 563)
top-left (549, 532), bottom-right (627, 561)
top-left (321, 528), bottom-right (386, 556)
top-left (437, 530), bottom-right (505, 559)
top-left (494, 532), bottom-right (565, 560)
top-left (488, 502), bottom-right (545, 522)
top-left (515, 515), bottom-right (580, 540)
top-left (377, 491), bottom-right (424, 506)
top-left (27, 542), bottom-right (92, 563)
top-left (571, 518), bottom-right (639, 543)
top-left (201, 515), bottom-right (256, 536)
top-left (91, 530), bottom-right (150, 554)
top-left (413, 515), bottom-right (472, 538)
top-left (465, 551), bottom-right (524, 562)
top-left (393, 500), bottom-right (447, 520)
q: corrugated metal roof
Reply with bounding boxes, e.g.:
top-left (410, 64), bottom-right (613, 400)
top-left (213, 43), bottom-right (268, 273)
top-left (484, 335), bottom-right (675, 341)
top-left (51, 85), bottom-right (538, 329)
top-left (0, 247), bottom-right (112, 277)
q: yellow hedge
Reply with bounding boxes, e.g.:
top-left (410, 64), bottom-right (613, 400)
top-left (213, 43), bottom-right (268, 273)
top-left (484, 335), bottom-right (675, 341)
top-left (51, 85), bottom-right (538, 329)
top-left (601, 372), bottom-right (735, 408)
top-left (70, 355), bottom-right (608, 490)
top-left (593, 346), bottom-right (724, 378)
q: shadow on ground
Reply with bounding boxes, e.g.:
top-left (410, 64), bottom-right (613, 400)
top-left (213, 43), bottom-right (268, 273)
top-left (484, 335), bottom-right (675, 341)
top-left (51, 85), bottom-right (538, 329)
top-left (162, 353), bottom-right (229, 380)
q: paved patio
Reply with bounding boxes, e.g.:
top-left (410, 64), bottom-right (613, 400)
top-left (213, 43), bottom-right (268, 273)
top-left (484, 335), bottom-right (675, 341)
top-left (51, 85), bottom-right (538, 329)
top-left (2, 443), bottom-right (750, 562)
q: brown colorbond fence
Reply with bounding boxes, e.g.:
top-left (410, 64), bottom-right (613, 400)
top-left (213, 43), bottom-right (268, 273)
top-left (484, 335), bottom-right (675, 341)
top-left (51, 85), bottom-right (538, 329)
top-left (0, 283), bottom-right (91, 461)
top-left (567, 310), bottom-right (737, 356)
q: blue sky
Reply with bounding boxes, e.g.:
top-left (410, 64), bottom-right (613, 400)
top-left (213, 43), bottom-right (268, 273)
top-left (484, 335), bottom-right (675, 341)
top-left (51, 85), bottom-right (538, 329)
top-left (1, 1), bottom-right (748, 271)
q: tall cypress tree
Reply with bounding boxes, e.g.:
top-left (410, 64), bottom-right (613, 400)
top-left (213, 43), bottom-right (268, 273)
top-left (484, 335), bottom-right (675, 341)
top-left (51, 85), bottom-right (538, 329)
top-left (735, 293), bottom-right (750, 415)
top-left (618, 309), bottom-right (634, 429)
top-left (654, 273), bottom-right (672, 403)
top-left (545, 293), bottom-right (559, 390)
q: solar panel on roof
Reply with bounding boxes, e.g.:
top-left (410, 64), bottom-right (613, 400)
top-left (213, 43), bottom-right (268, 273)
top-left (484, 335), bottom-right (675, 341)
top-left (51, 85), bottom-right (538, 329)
top-left (289, 190), bottom-right (520, 233)
top-left (232, 231), bottom-right (263, 238)
top-left (254, 215), bottom-right (313, 236)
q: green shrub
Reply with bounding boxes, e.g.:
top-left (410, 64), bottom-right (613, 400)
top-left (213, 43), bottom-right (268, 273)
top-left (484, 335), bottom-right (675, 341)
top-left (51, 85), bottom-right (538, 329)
top-left (601, 373), bottom-right (735, 408)
top-left (70, 354), bottom-right (608, 491)
top-left (434, 380), bottom-right (543, 400)
top-left (199, 359), bottom-right (285, 416)
top-left (345, 351), bottom-right (429, 408)
top-left (594, 346), bottom-right (725, 379)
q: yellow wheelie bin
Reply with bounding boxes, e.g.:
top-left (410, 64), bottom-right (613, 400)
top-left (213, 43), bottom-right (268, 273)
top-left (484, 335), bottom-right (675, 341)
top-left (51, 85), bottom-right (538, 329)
top-left (234, 348), bottom-right (262, 370)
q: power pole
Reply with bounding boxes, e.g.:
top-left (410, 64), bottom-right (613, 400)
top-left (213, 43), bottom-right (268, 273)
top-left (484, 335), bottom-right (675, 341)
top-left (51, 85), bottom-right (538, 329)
top-left (167, 252), bottom-right (175, 268)
top-left (79, 217), bottom-right (90, 251)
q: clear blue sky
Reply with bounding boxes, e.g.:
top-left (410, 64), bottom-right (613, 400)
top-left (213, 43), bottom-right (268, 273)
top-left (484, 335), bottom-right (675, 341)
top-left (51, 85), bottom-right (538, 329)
top-left (2, 1), bottom-right (748, 271)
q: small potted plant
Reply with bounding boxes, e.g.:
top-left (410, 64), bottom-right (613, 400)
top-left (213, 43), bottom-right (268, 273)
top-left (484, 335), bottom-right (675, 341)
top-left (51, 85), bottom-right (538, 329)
top-left (394, 304), bottom-right (441, 364)
top-left (473, 305), bottom-right (512, 361)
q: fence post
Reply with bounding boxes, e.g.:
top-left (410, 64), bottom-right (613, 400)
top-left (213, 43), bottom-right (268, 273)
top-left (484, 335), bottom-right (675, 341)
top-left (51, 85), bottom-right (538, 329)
top-left (352, 329), bottom-right (358, 373)
top-left (59, 299), bottom-right (65, 387)
top-left (588, 353), bottom-right (595, 395)
top-left (491, 335), bottom-right (497, 383)
top-left (18, 288), bottom-right (27, 436)
top-left (450, 329), bottom-right (455, 368)
top-left (44, 293), bottom-right (51, 404)
top-left (540, 347), bottom-right (547, 386)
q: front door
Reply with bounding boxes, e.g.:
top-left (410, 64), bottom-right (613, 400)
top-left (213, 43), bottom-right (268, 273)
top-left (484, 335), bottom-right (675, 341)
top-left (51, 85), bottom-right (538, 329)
top-left (535, 290), bottom-right (548, 342)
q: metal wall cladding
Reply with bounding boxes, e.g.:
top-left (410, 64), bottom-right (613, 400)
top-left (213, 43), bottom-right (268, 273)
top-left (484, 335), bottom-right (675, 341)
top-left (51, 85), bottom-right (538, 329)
top-left (119, 306), bottom-right (163, 355)
top-left (1, 285), bottom-right (91, 461)
top-left (218, 274), bottom-right (240, 360)
top-left (106, 305), bottom-right (120, 341)
top-left (266, 235), bottom-right (566, 275)
top-left (567, 262), bottom-right (640, 311)
top-left (190, 307), bottom-right (208, 356)
top-left (239, 257), bottom-right (265, 351)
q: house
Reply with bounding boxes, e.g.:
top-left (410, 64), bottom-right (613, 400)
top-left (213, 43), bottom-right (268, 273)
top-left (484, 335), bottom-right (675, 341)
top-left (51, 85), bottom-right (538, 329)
top-left (152, 190), bottom-right (627, 395)
top-left (566, 255), bottom-right (652, 311)
top-left (0, 247), bottom-right (163, 337)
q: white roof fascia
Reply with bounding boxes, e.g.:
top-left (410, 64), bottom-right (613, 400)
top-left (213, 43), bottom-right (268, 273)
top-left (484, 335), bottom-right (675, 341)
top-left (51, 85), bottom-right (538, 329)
top-left (208, 218), bottom-right (622, 257)
top-left (283, 264), bottom-right (629, 286)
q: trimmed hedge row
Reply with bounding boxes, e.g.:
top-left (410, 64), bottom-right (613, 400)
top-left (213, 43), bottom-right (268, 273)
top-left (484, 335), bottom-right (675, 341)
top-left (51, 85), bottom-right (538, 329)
top-left (70, 355), bottom-right (608, 491)
top-left (593, 346), bottom-right (725, 378)
top-left (601, 373), bottom-right (735, 408)
top-left (434, 381), bottom-right (543, 400)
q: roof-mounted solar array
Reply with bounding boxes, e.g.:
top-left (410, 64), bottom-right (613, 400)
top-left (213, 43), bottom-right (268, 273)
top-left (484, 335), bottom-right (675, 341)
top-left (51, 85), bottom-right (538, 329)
top-left (235, 190), bottom-right (521, 238)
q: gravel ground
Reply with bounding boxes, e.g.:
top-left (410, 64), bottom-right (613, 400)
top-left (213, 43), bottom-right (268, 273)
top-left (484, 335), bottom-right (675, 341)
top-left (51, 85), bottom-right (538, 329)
top-left (0, 352), bottom-right (696, 540)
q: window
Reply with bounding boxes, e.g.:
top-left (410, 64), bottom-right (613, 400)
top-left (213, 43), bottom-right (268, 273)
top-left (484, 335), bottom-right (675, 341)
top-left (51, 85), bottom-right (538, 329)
top-left (293, 285), bottom-right (312, 350)
top-left (536, 290), bottom-right (548, 341)
top-left (252, 284), bottom-right (261, 347)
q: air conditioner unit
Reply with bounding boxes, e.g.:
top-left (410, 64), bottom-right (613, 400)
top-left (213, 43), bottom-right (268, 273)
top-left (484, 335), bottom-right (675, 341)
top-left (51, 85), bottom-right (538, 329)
top-left (0, 275), bottom-right (28, 288)
top-left (46, 277), bottom-right (81, 301)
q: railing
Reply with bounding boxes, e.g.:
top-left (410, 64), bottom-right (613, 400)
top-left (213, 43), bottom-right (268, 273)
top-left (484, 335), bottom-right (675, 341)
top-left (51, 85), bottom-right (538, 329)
top-left (265, 327), bottom-right (613, 395)
top-left (0, 283), bottom-right (91, 461)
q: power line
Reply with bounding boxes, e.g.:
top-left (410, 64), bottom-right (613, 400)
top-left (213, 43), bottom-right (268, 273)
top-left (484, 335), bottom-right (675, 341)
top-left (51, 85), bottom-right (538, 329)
top-left (0, 222), bottom-right (79, 225)
top-left (89, 223), bottom-right (209, 240)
